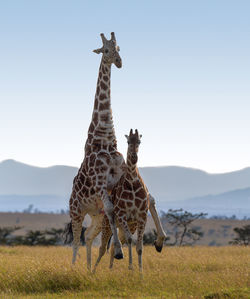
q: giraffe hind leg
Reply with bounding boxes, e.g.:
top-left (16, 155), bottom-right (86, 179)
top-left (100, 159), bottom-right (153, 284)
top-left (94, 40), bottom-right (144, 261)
top-left (71, 218), bottom-right (84, 264)
top-left (93, 222), bottom-right (112, 273)
top-left (85, 215), bottom-right (103, 272)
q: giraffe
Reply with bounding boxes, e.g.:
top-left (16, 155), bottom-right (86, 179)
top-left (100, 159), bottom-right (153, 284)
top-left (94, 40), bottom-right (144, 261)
top-left (68, 32), bottom-right (126, 270)
top-left (93, 129), bottom-right (150, 273)
top-left (65, 32), bottom-right (166, 271)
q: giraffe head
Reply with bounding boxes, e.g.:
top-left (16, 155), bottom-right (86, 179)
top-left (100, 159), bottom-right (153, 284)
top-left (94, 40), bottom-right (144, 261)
top-left (125, 129), bottom-right (142, 164)
top-left (93, 32), bottom-right (122, 68)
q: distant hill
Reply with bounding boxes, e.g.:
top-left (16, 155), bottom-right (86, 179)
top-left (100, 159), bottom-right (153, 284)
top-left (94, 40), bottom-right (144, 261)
top-left (163, 187), bottom-right (250, 218)
top-left (0, 194), bottom-right (68, 213)
top-left (139, 166), bottom-right (250, 201)
top-left (0, 159), bottom-right (250, 216)
top-left (0, 159), bottom-right (77, 196)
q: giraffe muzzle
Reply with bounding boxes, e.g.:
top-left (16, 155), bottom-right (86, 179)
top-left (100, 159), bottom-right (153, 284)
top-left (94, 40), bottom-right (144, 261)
top-left (114, 58), bottom-right (122, 68)
top-left (131, 153), bottom-right (138, 164)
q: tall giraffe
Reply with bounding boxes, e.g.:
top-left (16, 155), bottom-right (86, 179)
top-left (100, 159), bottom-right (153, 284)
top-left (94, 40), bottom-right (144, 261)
top-left (68, 32), bottom-right (126, 270)
top-left (93, 129), bottom-right (149, 273)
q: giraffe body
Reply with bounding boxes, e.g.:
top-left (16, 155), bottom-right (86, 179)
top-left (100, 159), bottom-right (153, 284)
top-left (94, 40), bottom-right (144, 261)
top-left (93, 129), bottom-right (150, 273)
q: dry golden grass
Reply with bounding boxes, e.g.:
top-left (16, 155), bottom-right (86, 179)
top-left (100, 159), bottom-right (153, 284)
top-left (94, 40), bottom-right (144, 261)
top-left (0, 246), bottom-right (249, 298)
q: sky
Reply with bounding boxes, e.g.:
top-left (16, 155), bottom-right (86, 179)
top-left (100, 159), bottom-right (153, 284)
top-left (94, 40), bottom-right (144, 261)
top-left (0, 0), bottom-right (250, 173)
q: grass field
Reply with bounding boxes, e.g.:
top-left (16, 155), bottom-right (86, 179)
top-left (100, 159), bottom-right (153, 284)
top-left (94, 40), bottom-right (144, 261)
top-left (0, 246), bottom-right (249, 298)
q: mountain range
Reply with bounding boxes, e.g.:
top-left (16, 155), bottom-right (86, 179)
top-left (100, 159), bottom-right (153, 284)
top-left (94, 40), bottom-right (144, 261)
top-left (0, 159), bottom-right (249, 217)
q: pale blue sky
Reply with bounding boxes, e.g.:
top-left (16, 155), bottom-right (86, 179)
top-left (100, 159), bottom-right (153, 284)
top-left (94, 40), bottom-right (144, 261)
top-left (0, 0), bottom-right (250, 173)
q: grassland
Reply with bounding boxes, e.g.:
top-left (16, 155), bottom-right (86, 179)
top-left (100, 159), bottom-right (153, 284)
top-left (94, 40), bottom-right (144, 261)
top-left (0, 246), bottom-right (249, 298)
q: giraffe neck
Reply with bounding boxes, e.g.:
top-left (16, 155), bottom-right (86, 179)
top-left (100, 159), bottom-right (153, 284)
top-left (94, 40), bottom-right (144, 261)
top-left (126, 152), bottom-right (138, 179)
top-left (87, 58), bottom-right (117, 149)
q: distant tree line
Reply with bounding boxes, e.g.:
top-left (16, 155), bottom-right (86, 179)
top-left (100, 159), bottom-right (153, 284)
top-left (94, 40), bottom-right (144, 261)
top-left (20, 204), bottom-right (69, 215)
top-left (0, 226), bottom-right (85, 246)
top-left (208, 215), bottom-right (250, 220)
top-left (12, 204), bottom-right (250, 220)
top-left (1, 209), bottom-right (249, 247)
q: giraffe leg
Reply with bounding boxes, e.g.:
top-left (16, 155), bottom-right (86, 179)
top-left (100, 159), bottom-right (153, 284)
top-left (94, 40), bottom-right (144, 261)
top-left (101, 188), bottom-right (123, 260)
top-left (127, 223), bottom-right (137, 271)
top-left (128, 236), bottom-right (133, 271)
top-left (109, 229), bottom-right (126, 269)
top-left (148, 194), bottom-right (166, 252)
top-left (93, 216), bottom-right (112, 273)
top-left (69, 196), bottom-right (86, 265)
top-left (85, 215), bottom-right (102, 271)
top-left (136, 219), bottom-right (147, 273)
top-left (117, 214), bottom-right (133, 270)
top-left (71, 217), bottom-right (84, 265)
top-left (109, 242), bottom-right (115, 269)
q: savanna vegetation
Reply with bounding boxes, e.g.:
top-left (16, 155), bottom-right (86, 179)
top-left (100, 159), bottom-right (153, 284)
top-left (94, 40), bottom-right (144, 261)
top-left (1, 212), bottom-right (250, 246)
top-left (0, 246), bottom-right (249, 298)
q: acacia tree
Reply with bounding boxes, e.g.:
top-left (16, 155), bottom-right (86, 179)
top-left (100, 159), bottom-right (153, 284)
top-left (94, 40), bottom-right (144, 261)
top-left (230, 225), bottom-right (250, 246)
top-left (161, 209), bottom-right (207, 246)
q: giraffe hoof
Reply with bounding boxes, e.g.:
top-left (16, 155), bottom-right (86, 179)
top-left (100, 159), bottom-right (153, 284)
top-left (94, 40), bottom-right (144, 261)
top-left (114, 252), bottom-right (124, 260)
top-left (154, 241), bottom-right (163, 253)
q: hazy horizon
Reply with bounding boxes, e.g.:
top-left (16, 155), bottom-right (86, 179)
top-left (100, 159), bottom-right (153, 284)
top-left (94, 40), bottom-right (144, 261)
top-left (1, 158), bottom-right (250, 175)
top-left (1, 157), bottom-right (250, 217)
top-left (1, 1), bottom-right (250, 173)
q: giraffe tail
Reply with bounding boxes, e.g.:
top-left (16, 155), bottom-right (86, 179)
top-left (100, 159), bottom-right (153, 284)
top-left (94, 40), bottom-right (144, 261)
top-left (63, 221), bottom-right (87, 245)
top-left (63, 221), bottom-right (73, 244)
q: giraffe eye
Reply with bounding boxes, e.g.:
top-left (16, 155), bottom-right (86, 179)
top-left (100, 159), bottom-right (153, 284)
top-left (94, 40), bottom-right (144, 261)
top-left (105, 49), bottom-right (109, 54)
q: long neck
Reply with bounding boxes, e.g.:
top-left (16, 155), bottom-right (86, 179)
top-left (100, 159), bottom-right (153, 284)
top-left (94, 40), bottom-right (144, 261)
top-left (87, 58), bottom-right (117, 148)
top-left (126, 151), bottom-right (138, 179)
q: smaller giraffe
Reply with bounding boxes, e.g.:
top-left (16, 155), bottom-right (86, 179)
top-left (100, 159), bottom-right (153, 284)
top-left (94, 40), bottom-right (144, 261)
top-left (93, 129), bottom-right (148, 273)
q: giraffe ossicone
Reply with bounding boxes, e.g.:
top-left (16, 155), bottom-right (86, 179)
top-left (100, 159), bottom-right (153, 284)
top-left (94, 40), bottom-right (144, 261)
top-left (93, 32), bottom-right (122, 68)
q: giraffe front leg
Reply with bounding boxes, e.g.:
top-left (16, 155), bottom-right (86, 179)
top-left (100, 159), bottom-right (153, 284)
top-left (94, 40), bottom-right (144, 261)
top-left (136, 219), bottom-right (147, 273)
top-left (100, 188), bottom-right (123, 260)
top-left (148, 194), bottom-right (167, 253)
top-left (128, 238), bottom-right (133, 271)
top-left (117, 214), bottom-right (133, 270)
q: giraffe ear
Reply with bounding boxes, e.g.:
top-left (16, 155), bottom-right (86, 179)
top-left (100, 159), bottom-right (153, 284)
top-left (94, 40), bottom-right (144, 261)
top-left (140, 134), bottom-right (142, 138)
top-left (93, 48), bottom-right (103, 54)
top-left (125, 135), bottom-right (129, 140)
